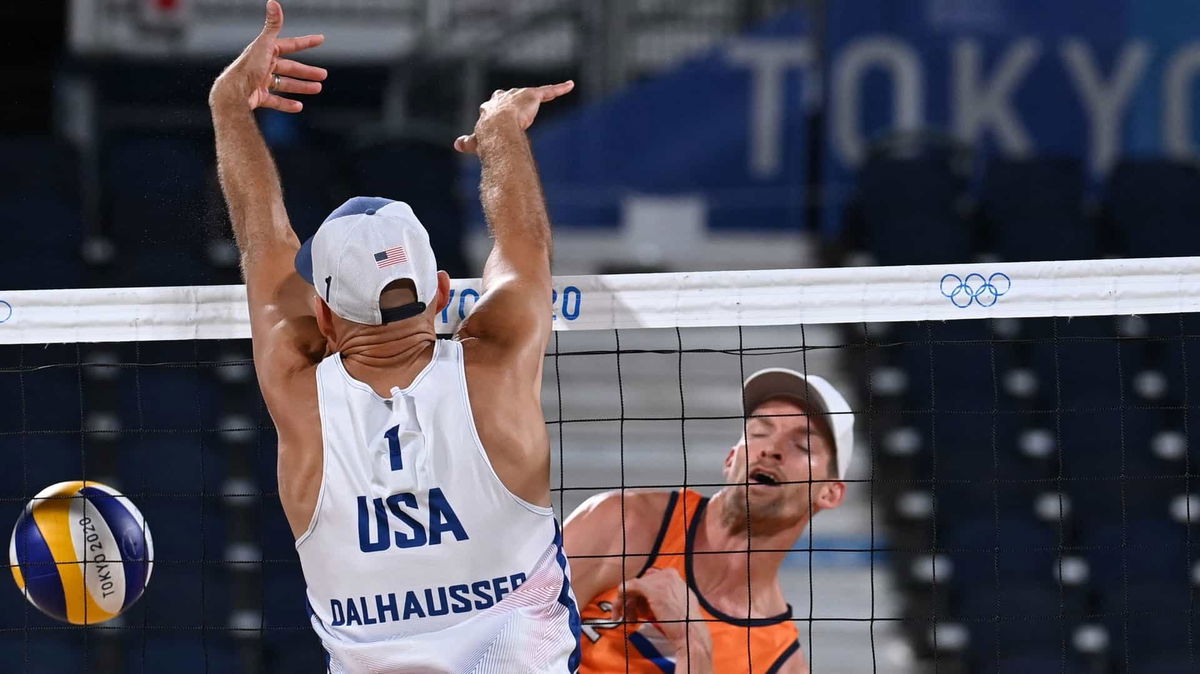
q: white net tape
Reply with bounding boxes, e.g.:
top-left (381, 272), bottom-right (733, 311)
top-left (2, 257), bottom-right (1199, 344)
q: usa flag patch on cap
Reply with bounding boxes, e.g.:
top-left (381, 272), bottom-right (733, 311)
top-left (374, 246), bottom-right (408, 269)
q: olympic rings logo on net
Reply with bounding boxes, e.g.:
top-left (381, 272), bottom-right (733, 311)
top-left (939, 272), bottom-right (1011, 308)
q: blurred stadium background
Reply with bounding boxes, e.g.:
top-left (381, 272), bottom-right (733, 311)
top-left (4, 1), bottom-right (1200, 672)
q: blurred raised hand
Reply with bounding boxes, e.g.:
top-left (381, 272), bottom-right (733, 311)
top-left (454, 81), bottom-right (574, 154)
top-left (209, 0), bottom-right (327, 113)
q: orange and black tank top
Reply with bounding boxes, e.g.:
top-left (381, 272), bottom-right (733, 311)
top-left (579, 489), bottom-right (801, 673)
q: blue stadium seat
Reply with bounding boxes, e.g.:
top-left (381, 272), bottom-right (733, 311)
top-left (122, 634), bottom-right (239, 674)
top-left (116, 367), bottom-right (220, 431)
top-left (260, 503), bottom-right (298, 562)
top-left (1133, 656), bottom-right (1200, 674)
top-left (1, 197), bottom-right (83, 250)
top-left (934, 480), bottom-right (1046, 525)
top-left (1059, 410), bottom-right (1180, 526)
top-left (5, 255), bottom-right (86, 290)
top-left (980, 157), bottom-right (1095, 261)
top-left (927, 413), bottom-right (1030, 481)
top-left (137, 496), bottom-right (228, 568)
top-left (1106, 160), bottom-right (1200, 257)
top-left (897, 325), bottom-right (1018, 412)
top-left (272, 143), bottom-right (342, 243)
top-left (1029, 317), bottom-right (1130, 405)
top-left (262, 632), bottom-right (327, 674)
top-left (4, 364), bottom-right (80, 435)
top-left (102, 135), bottom-right (211, 248)
top-left (0, 634), bottom-right (92, 674)
top-left (0, 136), bottom-right (80, 200)
top-left (117, 435), bottom-right (226, 495)
top-left (981, 654), bottom-right (1089, 674)
top-left (846, 136), bottom-right (972, 266)
top-left (262, 561), bottom-right (310, 629)
top-left (1100, 582), bottom-right (1199, 664)
top-left (1082, 521), bottom-right (1191, 592)
top-left (944, 518), bottom-right (1058, 586)
top-left (19, 435), bottom-right (87, 495)
top-left (125, 560), bottom-right (232, 630)
top-left (109, 246), bottom-right (217, 287)
top-left (958, 584), bottom-right (1081, 665)
top-left (1158, 327), bottom-right (1200, 408)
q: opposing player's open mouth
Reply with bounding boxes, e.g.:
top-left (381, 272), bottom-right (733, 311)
top-left (748, 469), bottom-right (782, 487)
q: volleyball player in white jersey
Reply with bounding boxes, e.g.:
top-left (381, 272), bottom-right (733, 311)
top-left (209, 3), bottom-right (580, 671)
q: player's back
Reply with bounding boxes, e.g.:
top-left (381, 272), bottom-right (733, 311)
top-left (297, 338), bottom-right (581, 673)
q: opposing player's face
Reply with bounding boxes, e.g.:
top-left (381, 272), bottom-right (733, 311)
top-left (722, 397), bottom-right (843, 532)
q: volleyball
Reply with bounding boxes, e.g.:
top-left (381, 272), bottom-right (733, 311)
top-left (8, 481), bottom-right (153, 625)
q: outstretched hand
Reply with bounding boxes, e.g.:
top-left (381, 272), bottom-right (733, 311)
top-left (210, 0), bottom-right (327, 113)
top-left (454, 81), bottom-right (574, 154)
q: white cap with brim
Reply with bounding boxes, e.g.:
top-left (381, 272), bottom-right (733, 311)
top-left (742, 368), bottom-right (855, 480)
top-left (295, 197), bottom-right (439, 325)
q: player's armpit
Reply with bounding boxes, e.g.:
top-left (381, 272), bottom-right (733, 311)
top-left (456, 276), bottom-right (551, 365)
top-left (563, 490), bottom-right (672, 607)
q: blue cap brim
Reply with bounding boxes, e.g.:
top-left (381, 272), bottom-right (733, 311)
top-left (295, 236), bottom-right (316, 284)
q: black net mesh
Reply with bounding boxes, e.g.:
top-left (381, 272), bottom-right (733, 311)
top-left (1, 312), bottom-right (1197, 673)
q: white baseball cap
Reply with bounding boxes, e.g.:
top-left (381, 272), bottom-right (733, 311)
top-left (295, 197), bottom-right (439, 325)
top-left (742, 368), bottom-right (855, 480)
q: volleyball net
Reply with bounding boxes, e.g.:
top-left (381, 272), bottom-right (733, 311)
top-left (2, 257), bottom-right (1199, 673)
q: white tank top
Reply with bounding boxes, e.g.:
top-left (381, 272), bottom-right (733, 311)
top-left (296, 339), bottom-right (581, 673)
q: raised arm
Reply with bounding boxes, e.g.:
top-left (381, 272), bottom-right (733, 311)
top-left (452, 83), bottom-right (574, 368)
top-left (209, 0), bottom-right (329, 386)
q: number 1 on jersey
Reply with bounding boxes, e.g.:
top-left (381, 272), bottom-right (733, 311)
top-left (384, 425), bottom-right (403, 471)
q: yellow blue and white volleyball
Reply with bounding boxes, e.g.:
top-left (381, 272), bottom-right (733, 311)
top-left (8, 481), bottom-right (153, 625)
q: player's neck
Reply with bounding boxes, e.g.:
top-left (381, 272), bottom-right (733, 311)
top-left (337, 326), bottom-right (438, 393)
top-left (692, 495), bottom-right (797, 615)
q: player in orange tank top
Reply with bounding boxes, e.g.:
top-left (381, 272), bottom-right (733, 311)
top-left (564, 368), bottom-right (855, 673)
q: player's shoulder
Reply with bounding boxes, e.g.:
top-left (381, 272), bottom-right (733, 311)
top-left (567, 489), bottom-right (676, 537)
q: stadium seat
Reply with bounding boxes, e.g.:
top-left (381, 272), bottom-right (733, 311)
top-left (844, 134), bottom-right (973, 266)
top-left (980, 653), bottom-right (1089, 674)
top-left (262, 561), bottom-right (311, 629)
top-left (1105, 160), bottom-right (1200, 257)
top-left (1100, 582), bottom-right (1199, 664)
top-left (1132, 657), bottom-right (1200, 674)
top-left (13, 435), bottom-right (87, 496)
top-left (115, 367), bottom-right (221, 431)
top-left (262, 632), bottom-right (327, 674)
top-left (0, 135), bottom-right (80, 200)
top-left (1059, 410), bottom-right (1182, 527)
top-left (122, 634), bottom-right (239, 674)
top-left (958, 584), bottom-right (1083, 665)
top-left (102, 134), bottom-right (212, 249)
top-left (0, 634), bottom-right (92, 674)
top-left (896, 322), bottom-right (1019, 412)
top-left (979, 157), bottom-right (1095, 261)
top-left (1028, 317), bottom-right (1133, 405)
top-left (271, 142), bottom-right (344, 243)
top-left (2, 197), bottom-right (83, 249)
top-left (3, 357), bottom-right (80, 435)
top-left (117, 435), bottom-right (226, 495)
top-left (259, 502), bottom-right (299, 562)
top-left (944, 518), bottom-right (1058, 586)
top-left (5, 255), bottom-right (86, 290)
top-left (134, 495), bottom-right (227, 574)
top-left (125, 559), bottom-right (232, 631)
top-left (933, 480), bottom-right (1047, 525)
top-left (105, 245), bottom-right (217, 287)
top-left (1082, 521), bottom-right (1191, 592)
